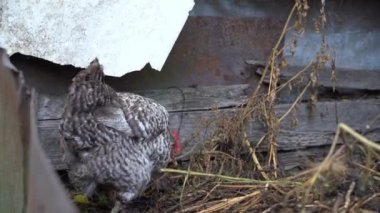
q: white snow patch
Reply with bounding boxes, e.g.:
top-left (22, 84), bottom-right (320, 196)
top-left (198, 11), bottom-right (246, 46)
top-left (0, 0), bottom-right (194, 76)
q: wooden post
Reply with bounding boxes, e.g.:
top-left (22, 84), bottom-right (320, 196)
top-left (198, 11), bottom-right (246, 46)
top-left (0, 49), bottom-right (78, 213)
top-left (0, 49), bottom-right (25, 213)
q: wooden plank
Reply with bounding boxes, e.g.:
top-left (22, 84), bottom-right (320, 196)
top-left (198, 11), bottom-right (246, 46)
top-left (0, 49), bottom-right (77, 213)
top-left (277, 146), bottom-right (331, 171)
top-left (253, 64), bottom-right (380, 91)
top-left (0, 49), bottom-right (25, 213)
top-left (37, 84), bottom-right (249, 120)
top-left (37, 87), bottom-right (380, 169)
top-left (27, 92), bottom-right (78, 213)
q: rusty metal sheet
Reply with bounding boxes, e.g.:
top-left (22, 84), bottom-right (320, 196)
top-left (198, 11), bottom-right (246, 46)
top-left (160, 16), bottom-right (284, 87)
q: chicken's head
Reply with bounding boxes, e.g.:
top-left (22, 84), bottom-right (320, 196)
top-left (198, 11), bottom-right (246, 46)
top-left (72, 58), bottom-right (105, 83)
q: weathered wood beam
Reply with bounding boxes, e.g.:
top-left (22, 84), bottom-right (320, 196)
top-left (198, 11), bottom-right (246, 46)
top-left (38, 84), bottom-right (250, 120)
top-left (37, 84), bottom-right (380, 170)
top-left (0, 49), bottom-right (25, 213)
top-left (250, 62), bottom-right (380, 91)
top-left (28, 91), bottom-right (78, 213)
top-left (277, 146), bottom-right (331, 171)
top-left (1, 49), bottom-right (77, 213)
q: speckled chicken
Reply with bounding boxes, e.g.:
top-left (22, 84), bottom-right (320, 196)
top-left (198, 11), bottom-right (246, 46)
top-left (59, 59), bottom-right (179, 212)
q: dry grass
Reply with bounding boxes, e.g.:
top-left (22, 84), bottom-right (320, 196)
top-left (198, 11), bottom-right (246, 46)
top-left (107, 123), bottom-right (379, 213)
top-left (74, 1), bottom-right (380, 212)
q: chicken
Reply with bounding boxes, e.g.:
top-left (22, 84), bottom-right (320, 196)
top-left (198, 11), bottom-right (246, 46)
top-left (59, 59), bottom-right (180, 212)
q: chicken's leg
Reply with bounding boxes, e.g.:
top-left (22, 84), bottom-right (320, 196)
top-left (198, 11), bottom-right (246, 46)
top-left (110, 191), bottom-right (137, 213)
